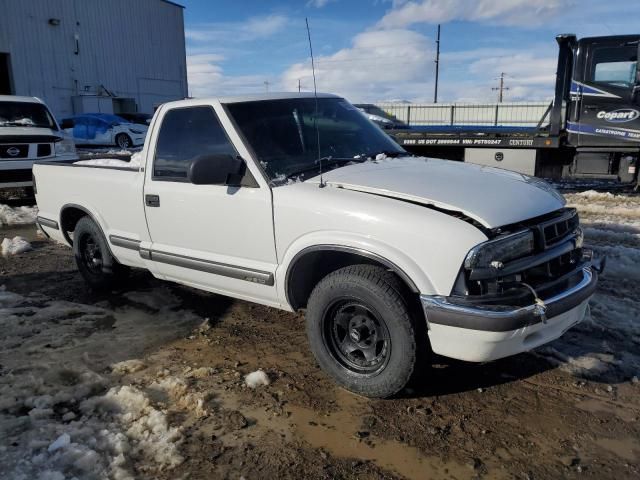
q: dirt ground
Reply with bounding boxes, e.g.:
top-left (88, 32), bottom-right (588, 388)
top-left (1, 190), bottom-right (639, 480)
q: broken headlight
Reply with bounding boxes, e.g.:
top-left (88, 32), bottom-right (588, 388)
top-left (464, 230), bottom-right (534, 270)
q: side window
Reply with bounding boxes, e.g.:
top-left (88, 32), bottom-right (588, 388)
top-left (153, 106), bottom-right (237, 181)
top-left (588, 45), bottom-right (637, 88)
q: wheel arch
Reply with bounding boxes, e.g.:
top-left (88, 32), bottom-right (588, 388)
top-left (285, 245), bottom-right (421, 311)
top-left (59, 203), bottom-right (115, 257)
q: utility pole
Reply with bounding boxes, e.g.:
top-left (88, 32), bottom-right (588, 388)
top-left (492, 72), bottom-right (509, 103)
top-left (264, 80), bottom-right (270, 92)
top-left (298, 79), bottom-right (301, 92)
top-left (434, 24), bottom-right (440, 103)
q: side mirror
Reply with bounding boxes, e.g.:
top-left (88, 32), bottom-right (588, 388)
top-left (188, 154), bottom-right (244, 185)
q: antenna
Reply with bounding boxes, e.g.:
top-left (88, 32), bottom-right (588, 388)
top-left (306, 17), bottom-right (324, 188)
top-left (434, 24), bottom-right (440, 103)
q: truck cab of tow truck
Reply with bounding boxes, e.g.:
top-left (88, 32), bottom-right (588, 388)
top-left (564, 34), bottom-right (640, 181)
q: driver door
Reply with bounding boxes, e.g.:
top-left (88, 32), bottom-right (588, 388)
top-left (142, 104), bottom-right (279, 306)
top-left (577, 38), bottom-right (640, 147)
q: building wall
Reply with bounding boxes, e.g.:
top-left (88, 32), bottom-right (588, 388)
top-left (0, 0), bottom-right (187, 117)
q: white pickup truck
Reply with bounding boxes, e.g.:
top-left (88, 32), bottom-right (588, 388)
top-left (1, 95), bottom-right (77, 189)
top-left (33, 93), bottom-right (602, 398)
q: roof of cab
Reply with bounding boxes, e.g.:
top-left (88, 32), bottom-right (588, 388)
top-left (0, 95), bottom-right (44, 104)
top-left (162, 92), bottom-right (341, 109)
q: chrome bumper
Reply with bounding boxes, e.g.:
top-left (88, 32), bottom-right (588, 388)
top-left (421, 265), bottom-right (599, 332)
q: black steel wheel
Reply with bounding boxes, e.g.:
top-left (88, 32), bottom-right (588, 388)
top-left (73, 216), bottom-right (128, 290)
top-left (323, 300), bottom-right (391, 375)
top-left (306, 264), bottom-right (419, 398)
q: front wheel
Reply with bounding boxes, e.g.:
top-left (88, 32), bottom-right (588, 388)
top-left (73, 216), bottom-right (128, 291)
top-left (306, 265), bottom-right (418, 398)
top-left (115, 133), bottom-right (132, 149)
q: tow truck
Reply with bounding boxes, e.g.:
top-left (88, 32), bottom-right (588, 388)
top-left (391, 34), bottom-right (640, 185)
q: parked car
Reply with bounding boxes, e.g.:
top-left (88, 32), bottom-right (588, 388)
top-left (117, 112), bottom-right (153, 126)
top-left (354, 103), bottom-right (409, 129)
top-left (60, 113), bottom-right (147, 149)
top-left (0, 95), bottom-right (77, 189)
top-left (34, 93), bottom-right (602, 398)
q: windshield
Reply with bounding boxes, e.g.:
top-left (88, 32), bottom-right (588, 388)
top-left (0, 101), bottom-right (57, 129)
top-left (226, 97), bottom-right (405, 181)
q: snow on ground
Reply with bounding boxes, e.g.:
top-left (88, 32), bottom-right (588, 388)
top-left (0, 285), bottom-right (203, 479)
top-left (245, 370), bottom-right (270, 388)
top-left (1, 236), bottom-right (32, 256)
top-left (0, 204), bottom-right (38, 226)
top-left (537, 191), bottom-right (640, 381)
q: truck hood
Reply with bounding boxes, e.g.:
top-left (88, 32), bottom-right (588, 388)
top-left (0, 126), bottom-right (63, 143)
top-left (307, 157), bottom-right (565, 228)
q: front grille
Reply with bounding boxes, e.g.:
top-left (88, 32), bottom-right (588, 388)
top-left (538, 209), bottom-right (579, 248)
top-left (37, 144), bottom-right (52, 157)
top-left (467, 208), bottom-right (582, 298)
top-left (0, 144), bottom-right (29, 159)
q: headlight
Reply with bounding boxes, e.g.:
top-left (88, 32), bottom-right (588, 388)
top-left (129, 128), bottom-right (145, 134)
top-left (55, 137), bottom-right (76, 156)
top-left (464, 230), bottom-right (534, 270)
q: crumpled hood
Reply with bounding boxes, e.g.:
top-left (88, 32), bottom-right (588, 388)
top-left (307, 157), bottom-right (565, 228)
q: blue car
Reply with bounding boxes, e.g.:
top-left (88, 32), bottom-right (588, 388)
top-left (60, 113), bottom-right (148, 148)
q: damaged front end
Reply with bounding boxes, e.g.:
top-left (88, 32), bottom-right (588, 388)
top-left (421, 207), bottom-right (604, 334)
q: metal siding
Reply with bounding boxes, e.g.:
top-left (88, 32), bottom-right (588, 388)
top-left (0, 0), bottom-right (187, 118)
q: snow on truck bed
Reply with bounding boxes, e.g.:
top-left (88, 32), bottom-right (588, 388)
top-left (74, 152), bottom-right (142, 169)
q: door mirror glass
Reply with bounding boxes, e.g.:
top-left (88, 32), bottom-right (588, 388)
top-left (188, 154), bottom-right (244, 185)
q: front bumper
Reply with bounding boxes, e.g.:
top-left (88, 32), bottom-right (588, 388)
top-left (421, 264), bottom-right (599, 362)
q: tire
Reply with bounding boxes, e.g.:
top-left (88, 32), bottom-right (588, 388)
top-left (115, 133), bottom-right (132, 149)
top-left (73, 216), bottom-right (128, 291)
top-left (306, 264), bottom-right (417, 398)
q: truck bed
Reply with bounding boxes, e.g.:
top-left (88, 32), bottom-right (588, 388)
top-left (33, 161), bottom-right (148, 269)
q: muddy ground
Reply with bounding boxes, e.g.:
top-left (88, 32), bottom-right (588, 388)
top-left (1, 191), bottom-right (639, 480)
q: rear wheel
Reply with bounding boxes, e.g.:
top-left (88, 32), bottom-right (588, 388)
top-left (306, 264), bottom-right (418, 398)
top-left (73, 216), bottom-right (128, 290)
top-left (115, 133), bottom-right (132, 149)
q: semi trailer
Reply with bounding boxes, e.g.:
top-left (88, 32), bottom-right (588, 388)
top-left (390, 34), bottom-right (640, 185)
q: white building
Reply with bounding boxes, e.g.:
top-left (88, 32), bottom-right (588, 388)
top-left (0, 0), bottom-right (188, 117)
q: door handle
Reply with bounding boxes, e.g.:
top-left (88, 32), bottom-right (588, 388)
top-left (584, 105), bottom-right (598, 110)
top-left (145, 194), bottom-right (160, 207)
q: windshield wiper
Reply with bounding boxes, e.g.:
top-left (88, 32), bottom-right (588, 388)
top-left (281, 157), bottom-right (363, 181)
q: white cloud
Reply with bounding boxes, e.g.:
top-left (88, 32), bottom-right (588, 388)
top-left (186, 14), bottom-right (288, 43)
top-left (306, 0), bottom-right (336, 7)
top-left (378, 0), bottom-right (572, 28)
top-left (187, 54), bottom-right (268, 98)
top-left (281, 28), bottom-right (434, 102)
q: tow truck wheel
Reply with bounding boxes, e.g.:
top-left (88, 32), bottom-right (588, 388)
top-left (73, 216), bottom-right (128, 291)
top-left (306, 264), bottom-right (417, 398)
top-left (115, 133), bottom-right (132, 149)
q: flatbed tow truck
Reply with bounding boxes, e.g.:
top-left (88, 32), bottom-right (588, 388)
top-left (390, 34), bottom-right (640, 186)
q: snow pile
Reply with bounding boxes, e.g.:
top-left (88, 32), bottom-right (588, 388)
top-left (245, 370), bottom-right (270, 388)
top-left (111, 359), bottom-right (147, 374)
top-left (0, 286), bottom-right (203, 479)
top-left (0, 204), bottom-right (38, 226)
top-left (1, 236), bottom-right (32, 256)
top-left (149, 376), bottom-right (208, 417)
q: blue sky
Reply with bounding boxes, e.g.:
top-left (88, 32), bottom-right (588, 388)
top-left (181, 0), bottom-right (640, 103)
